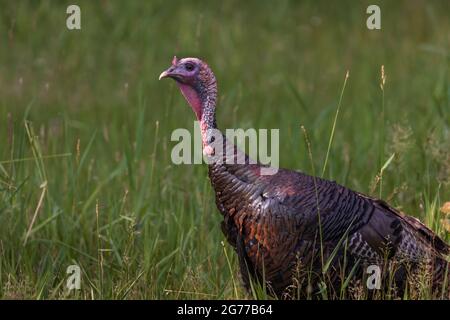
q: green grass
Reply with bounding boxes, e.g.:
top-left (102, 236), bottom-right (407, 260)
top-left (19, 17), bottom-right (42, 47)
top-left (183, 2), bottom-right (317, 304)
top-left (0, 0), bottom-right (449, 299)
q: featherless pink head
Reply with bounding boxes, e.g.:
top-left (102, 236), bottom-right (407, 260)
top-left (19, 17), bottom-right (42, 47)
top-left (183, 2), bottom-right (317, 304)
top-left (159, 57), bottom-right (217, 120)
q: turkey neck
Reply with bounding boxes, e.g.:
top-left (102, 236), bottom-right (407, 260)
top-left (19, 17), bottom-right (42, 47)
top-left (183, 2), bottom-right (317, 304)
top-left (193, 70), bottom-right (217, 148)
top-left (197, 80), bottom-right (259, 194)
top-left (198, 81), bottom-right (242, 164)
top-left (199, 91), bottom-right (217, 147)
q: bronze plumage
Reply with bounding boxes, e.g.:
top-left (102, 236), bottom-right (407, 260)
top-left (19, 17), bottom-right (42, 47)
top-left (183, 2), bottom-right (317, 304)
top-left (160, 57), bottom-right (449, 298)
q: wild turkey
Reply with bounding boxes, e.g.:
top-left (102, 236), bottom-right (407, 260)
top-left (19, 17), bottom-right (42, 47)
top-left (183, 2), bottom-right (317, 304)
top-left (159, 57), bottom-right (450, 299)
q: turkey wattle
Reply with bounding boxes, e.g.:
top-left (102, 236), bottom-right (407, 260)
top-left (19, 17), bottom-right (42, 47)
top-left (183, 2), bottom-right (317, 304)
top-left (159, 57), bottom-right (449, 298)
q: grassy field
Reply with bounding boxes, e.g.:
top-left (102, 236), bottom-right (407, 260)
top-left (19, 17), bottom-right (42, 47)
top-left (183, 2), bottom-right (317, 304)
top-left (0, 0), bottom-right (449, 299)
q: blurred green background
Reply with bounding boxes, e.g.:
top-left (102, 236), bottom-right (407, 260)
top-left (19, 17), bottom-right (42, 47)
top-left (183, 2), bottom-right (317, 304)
top-left (0, 0), bottom-right (449, 299)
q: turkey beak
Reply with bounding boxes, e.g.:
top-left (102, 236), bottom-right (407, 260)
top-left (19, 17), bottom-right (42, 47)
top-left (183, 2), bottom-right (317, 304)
top-left (159, 66), bottom-right (176, 80)
top-left (159, 70), bottom-right (170, 80)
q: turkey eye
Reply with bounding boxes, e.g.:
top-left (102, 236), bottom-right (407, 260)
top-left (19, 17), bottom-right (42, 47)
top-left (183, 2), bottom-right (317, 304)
top-left (185, 63), bottom-right (194, 71)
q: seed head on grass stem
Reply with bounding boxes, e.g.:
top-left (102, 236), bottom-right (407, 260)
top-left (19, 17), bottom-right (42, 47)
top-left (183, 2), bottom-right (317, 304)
top-left (441, 202), bottom-right (450, 232)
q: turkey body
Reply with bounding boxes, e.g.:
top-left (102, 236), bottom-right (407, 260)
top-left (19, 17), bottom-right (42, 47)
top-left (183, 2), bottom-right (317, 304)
top-left (159, 57), bottom-right (449, 299)
top-left (208, 138), bottom-right (450, 298)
